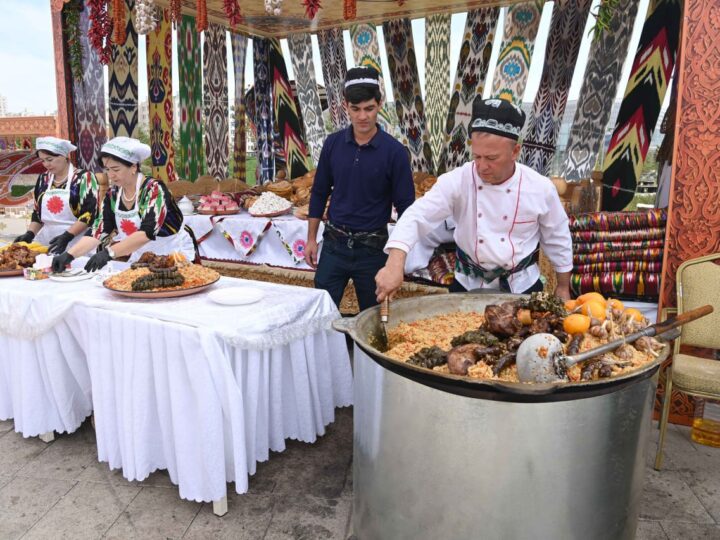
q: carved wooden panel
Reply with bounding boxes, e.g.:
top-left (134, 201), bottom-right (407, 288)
top-left (656, 0), bottom-right (720, 424)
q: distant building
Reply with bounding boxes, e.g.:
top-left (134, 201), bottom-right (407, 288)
top-left (0, 94), bottom-right (7, 117)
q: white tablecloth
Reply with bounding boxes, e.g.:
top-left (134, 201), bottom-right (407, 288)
top-left (184, 213), bottom-right (323, 270)
top-left (0, 273), bottom-right (353, 502)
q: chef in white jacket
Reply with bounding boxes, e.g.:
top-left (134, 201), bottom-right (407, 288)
top-left (375, 97), bottom-right (573, 302)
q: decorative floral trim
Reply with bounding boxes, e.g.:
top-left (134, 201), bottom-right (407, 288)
top-left (470, 117), bottom-right (522, 137)
top-left (239, 230), bottom-right (254, 249)
top-left (292, 239), bottom-right (306, 260)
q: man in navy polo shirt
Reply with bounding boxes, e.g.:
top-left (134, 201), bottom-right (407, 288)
top-left (304, 67), bottom-right (415, 311)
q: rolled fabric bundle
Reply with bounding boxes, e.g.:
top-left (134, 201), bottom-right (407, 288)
top-left (569, 208), bottom-right (667, 231)
top-left (573, 248), bottom-right (664, 265)
top-left (570, 271), bottom-right (661, 299)
top-left (574, 261), bottom-right (663, 274)
top-left (571, 227), bottom-right (666, 243)
top-left (573, 239), bottom-right (665, 254)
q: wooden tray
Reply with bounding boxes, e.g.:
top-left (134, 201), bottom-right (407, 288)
top-left (249, 207), bottom-right (292, 218)
top-left (103, 275), bottom-right (220, 299)
top-left (0, 268), bottom-right (24, 277)
top-left (197, 208), bottom-right (241, 216)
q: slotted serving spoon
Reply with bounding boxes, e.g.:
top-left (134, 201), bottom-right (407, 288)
top-left (516, 305), bottom-right (713, 383)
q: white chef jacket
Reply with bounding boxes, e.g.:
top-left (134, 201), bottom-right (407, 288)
top-left (385, 161), bottom-right (573, 293)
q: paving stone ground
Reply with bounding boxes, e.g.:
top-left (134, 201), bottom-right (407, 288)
top-left (0, 410), bottom-right (717, 539)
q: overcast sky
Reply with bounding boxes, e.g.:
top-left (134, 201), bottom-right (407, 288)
top-left (0, 0), bottom-right (651, 115)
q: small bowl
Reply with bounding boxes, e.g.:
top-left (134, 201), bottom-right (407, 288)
top-left (23, 267), bottom-right (50, 280)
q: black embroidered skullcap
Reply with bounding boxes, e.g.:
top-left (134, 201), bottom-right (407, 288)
top-left (469, 97), bottom-right (526, 141)
top-left (344, 66), bottom-right (380, 89)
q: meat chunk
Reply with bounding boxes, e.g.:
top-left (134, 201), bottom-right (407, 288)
top-left (447, 344), bottom-right (483, 376)
top-left (484, 303), bottom-right (521, 337)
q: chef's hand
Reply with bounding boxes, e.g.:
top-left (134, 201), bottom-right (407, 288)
top-left (375, 252), bottom-right (406, 302)
top-left (51, 252), bottom-right (75, 273)
top-left (84, 249), bottom-right (112, 272)
top-left (14, 231), bottom-right (35, 244)
top-left (48, 231), bottom-right (75, 254)
top-left (554, 284), bottom-right (571, 302)
top-left (304, 239), bottom-right (319, 269)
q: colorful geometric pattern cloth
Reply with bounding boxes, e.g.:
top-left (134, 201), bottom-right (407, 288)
top-left (561, 0), bottom-right (641, 181)
top-left (73, 6), bottom-right (106, 173)
top-left (424, 14), bottom-right (451, 174)
top-left (349, 23), bottom-right (393, 130)
top-left (288, 33), bottom-right (326, 167)
top-left (108, 0), bottom-right (138, 138)
top-left (438, 9), bottom-right (499, 174)
top-left (317, 28), bottom-right (348, 130)
top-left (253, 38), bottom-right (275, 184)
top-left (601, 0), bottom-right (681, 211)
top-left (570, 209), bottom-right (667, 300)
top-left (231, 32), bottom-right (248, 182)
top-left (203, 23), bottom-right (229, 179)
top-left (382, 18), bottom-right (432, 172)
top-left (146, 10), bottom-right (175, 182)
top-left (520, 0), bottom-right (592, 176)
top-left (490, 1), bottom-right (543, 105)
top-left (178, 15), bottom-right (204, 180)
top-left (269, 38), bottom-right (309, 179)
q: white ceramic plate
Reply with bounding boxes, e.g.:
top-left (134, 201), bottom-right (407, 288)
top-left (208, 287), bottom-right (265, 306)
top-left (49, 269), bottom-right (98, 282)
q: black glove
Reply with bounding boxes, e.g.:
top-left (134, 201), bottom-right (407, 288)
top-left (48, 231), bottom-right (75, 254)
top-left (84, 249), bottom-right (112, 272)
top-left (51, 252), bottom-right (75, 273)
top-left (14, 230), bottom-right (35, 244)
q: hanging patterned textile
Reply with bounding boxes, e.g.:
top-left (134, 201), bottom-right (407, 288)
top-left (382, 18), bottom-right (432, 172)
top-left (269, 38), bottom-right (309, 179)
top-left (561, 0), bottom-right (641, 181)
top-left (288, 33), bottom-right (326, 167)
top-left (424, 14), bottom-right (451, 174)
top-left (231, 32), bottom-right (248, 181)
top-left (438, 9), bottom-right (499, 174)
top-left (146, 9), bottom-right (175, 182)
top-left (317, 28), bottom-right (348, 130)
top-left (178, 15), bottom-right (203, 180)
top-left (520, 0), bottom-right (592, 176)
top-left (203, 24), bottom-right (229, 180)
top-left (601, 0), bottom-right (681, 211)
top-left (490, 1), bottom-right (543, 105)
top-left (253, 37), bottom-right (275, 184)
top-left (348, 23), bottom-right (393, 130)
top-left (72, 6), bottom-right (106, 172)
top-left (108, 0), bottom-right (138, 138)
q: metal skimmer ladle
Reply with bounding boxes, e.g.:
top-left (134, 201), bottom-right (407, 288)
top-left (516, 305), bottom-right (713, 383)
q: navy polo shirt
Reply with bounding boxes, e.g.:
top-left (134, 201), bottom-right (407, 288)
top-left (308, 125), bottom-right (415, 232)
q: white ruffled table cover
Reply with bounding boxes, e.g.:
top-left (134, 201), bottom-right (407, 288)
top-left (0, 277), bottom-right (93, 437)
top-left (0, 274), bottom-right (353, 502)
top-left (184, 213), bottom-right (324, 270)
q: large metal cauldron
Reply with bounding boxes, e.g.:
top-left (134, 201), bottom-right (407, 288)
top-left (333, 293), bottom-right (669, 540)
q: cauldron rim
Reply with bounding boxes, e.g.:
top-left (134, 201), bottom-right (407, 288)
top-left (336, 292), bottom-right (668, 403)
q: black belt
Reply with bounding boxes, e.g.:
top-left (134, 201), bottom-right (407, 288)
top-left (324, 222), bottom-right (388, 250)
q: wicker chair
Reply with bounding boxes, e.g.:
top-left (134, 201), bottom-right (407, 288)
top-left (654, 253), bottom-right (720, 469)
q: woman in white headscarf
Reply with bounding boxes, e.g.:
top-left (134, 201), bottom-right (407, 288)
top-left (51, 137), bottom-right (195, 272)
top-left (14, 137), bottom-right (99, 254)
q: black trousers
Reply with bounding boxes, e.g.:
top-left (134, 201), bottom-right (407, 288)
top-left (314, 237), bottom-right (388, 312)
top-left (449, 277), bottom-right (544, 294)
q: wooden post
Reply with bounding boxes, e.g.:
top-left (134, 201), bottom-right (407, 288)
top-left (50, 4), bottom-right (75, 142)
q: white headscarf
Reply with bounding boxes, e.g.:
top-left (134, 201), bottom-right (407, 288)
top-left (36, 136), bottom-right (76, 157)
top-left (101, 136), bottom-right (152, 164)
